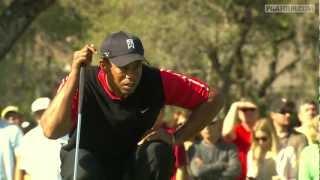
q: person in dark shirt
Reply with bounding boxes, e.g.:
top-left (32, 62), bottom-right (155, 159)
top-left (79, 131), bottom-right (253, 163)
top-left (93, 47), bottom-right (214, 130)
top-left (270, 99), bottom-right (308, 179)
top-left (40, 31), bottom-right (224, 180)
top-left (189, 119), bottom-right (241, 180)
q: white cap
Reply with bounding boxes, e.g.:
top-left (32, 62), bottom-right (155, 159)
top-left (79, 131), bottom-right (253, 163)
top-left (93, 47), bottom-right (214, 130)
top-left (31, 97), bottom-right (51, 113)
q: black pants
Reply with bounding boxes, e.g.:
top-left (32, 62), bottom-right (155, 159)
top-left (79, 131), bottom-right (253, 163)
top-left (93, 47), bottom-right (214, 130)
top-left (60, 141), bottom-right (174, 180)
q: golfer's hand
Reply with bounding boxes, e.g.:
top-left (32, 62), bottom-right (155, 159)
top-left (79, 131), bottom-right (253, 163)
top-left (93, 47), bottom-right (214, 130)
top-left (72, 44), bottom-right (97, 71)
top-left (138, 128), bottom-right (174, 145)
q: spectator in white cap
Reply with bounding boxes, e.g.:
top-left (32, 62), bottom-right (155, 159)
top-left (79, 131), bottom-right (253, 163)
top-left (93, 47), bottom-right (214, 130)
top-left (31, 97), bottom-right (51, 124)
top-left (15, 97), bottom-right (68, 180)
top-left (1, 105), bottom-right (33, 133)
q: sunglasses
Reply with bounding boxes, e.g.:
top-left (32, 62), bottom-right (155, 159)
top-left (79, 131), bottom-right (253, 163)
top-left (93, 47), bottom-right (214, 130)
top-left (239, 108), bottom-right (256, 112)
top-left (279, 110), bottom-right (293, 115)
top-left (254, 136), bottom-right (268, 142)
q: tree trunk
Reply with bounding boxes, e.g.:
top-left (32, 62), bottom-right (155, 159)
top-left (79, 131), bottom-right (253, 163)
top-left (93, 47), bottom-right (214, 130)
top-left (0, 0), bottom-right (56, 61)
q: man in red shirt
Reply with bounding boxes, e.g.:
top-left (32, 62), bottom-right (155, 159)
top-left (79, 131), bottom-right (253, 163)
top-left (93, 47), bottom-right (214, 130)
top-left (222, 101), bottom-right (259, 180)
top-left (40, 31), bottom-right (224, 180)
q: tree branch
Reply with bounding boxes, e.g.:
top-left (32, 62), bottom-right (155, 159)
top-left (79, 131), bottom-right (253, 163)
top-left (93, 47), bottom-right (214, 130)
top-left (226, 7), bottom-right (252, 76)
top-left (0, 0), bottom-right (56, 61)
top-left (258, 38), bottom-right (301, 97)
top-left (207, 43), bottom-right (223, 77)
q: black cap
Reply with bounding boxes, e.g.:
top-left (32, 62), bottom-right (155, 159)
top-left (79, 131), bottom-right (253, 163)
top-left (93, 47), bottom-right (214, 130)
top-left (100, 31), bottom-right (145, 67)
top-left (272, 98), bottom-right (296, 114)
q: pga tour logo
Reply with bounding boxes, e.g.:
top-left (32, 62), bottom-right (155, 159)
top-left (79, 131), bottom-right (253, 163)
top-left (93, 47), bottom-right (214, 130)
top-left (126, 39), bottom-right (135, 49)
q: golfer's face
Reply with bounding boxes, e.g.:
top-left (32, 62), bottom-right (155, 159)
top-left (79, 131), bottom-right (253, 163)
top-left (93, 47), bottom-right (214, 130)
top-left (110, 61), bottom-right (142, 97)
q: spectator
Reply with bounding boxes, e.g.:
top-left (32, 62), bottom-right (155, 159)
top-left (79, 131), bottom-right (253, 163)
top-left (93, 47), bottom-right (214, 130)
top-left (15, 97), bottom-right (68, 180)
top-left (312, 115), bottom-right (320, 142)
top-left (0, 119), bottom-right (23, 180)
top-left (40, 31), bottom-right (224, 180)
top-left (162, 111), bottom-right (189, 180)
top-left (1, 106), bottom-right (33, 134)
top-left (298, 142), bottom-right (320, 180)
top-left (247, 118), bottom-right (278, 180)
top-left (222, 100), bottom-right (259, 180)
top-left (295, 101), bottom-right (319, 144)
top-left (1, 106), bottom-right (23, 128)
top-left (270, 98), bottom-right (308, 180)
top-left (174, 111), bottom-right (201, 152)
top-left (189, 119), bottom-right (241, 180)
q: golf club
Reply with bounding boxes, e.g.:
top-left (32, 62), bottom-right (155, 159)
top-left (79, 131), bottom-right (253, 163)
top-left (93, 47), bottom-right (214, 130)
top-left (73, 66), bottom-right (85, 180)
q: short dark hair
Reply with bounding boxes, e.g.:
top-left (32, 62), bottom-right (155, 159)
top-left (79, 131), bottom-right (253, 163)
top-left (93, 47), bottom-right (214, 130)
top-left (301, 100), bottom-right (316, 106)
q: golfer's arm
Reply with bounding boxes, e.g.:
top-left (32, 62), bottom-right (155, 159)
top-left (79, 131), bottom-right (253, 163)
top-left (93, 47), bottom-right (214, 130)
top-left (174, 91), bottom-right (224, 144)
top-left (41, 70), bottom-right (79, 139)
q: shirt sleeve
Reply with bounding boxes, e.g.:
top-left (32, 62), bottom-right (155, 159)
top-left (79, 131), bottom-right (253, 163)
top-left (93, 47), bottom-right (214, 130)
top-left (160, 70), bottom-right (210, 109)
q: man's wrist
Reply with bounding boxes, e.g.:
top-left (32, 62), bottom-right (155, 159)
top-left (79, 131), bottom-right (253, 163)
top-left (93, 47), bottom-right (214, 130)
top-left (70, 67), bottom-right (81, 77)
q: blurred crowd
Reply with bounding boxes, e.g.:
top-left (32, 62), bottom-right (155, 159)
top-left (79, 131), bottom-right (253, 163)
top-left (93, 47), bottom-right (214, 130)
top-left (0, 97), bottom-right (319, 180)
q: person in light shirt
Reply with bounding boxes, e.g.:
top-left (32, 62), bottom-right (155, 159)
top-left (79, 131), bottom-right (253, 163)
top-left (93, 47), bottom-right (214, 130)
top-left (0, 119), bottom-right (23, 180)
top-left (15, 97), bottom-right (68, 180)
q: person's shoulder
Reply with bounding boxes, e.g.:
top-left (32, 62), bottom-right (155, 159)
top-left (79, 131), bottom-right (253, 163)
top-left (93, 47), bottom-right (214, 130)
top-left (189, 141), bottom-right (202, 153)
top-left (23, 126), bottom-right (41, 139)
top-left (290, 128), bottom-right (304, 135)
top-left (289, 129), bottom-right (307, 140)
top-left (217, 139), bottom-right (238, 150)
top-left (294, 126), bottom-right (303, 134)
top-left (0, 120), bottom-right (9, 128)
top-left (3, 123), bottom-right (23, 135)
top-left (223, 141), bottom-right (238, 149)
top-left (141, 65), bottom-right (162, 84)
top-left (142, 65), bottom-right (160, 75)
top-left (302, 143), bottom-right (319, 153)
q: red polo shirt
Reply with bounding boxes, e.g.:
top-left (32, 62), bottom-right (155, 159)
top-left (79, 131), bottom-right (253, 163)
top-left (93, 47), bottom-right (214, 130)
top-left (58, 67), bottom-right (212, 128)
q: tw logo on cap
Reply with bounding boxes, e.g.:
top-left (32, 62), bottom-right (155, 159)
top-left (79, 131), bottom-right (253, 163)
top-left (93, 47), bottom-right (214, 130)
top-left (126, 39), bottom-right (135, 49)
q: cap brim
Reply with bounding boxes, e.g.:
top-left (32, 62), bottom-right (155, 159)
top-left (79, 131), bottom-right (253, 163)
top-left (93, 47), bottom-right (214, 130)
top-left (1, 106), bottom-right (19, 118)
top-left (109, 54), bottom-right (145, 67)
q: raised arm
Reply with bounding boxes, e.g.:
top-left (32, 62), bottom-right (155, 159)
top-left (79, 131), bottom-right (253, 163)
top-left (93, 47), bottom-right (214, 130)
top-left (40, 44), bottom-right (96, 139)
top-left (222, 102), bottom-right (240, 141)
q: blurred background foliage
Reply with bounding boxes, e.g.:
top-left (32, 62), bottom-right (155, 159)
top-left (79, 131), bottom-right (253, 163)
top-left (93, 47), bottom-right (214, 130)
top-left (0, 0), bottom-right (317, 120)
